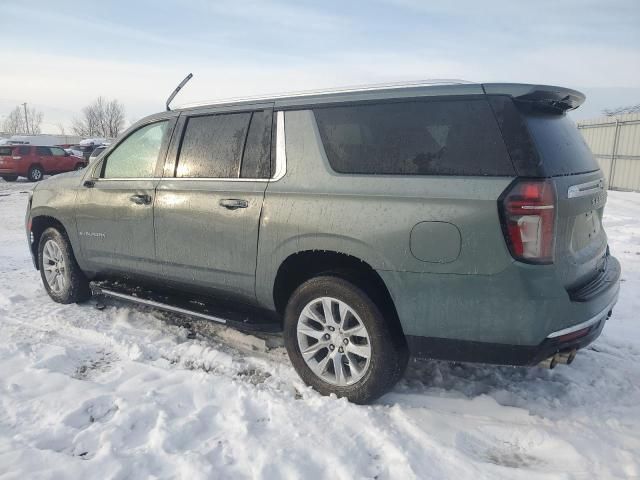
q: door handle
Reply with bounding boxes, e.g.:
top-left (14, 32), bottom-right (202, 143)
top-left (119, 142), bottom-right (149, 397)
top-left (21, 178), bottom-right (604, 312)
top-left (219, 198), bottom-right (248, 210)
top-left (130, 194), bottom-right (152, 205)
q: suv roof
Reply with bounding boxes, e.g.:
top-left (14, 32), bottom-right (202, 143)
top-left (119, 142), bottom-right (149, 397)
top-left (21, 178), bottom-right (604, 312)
top-left (174, 82), bottom-right (585, 114)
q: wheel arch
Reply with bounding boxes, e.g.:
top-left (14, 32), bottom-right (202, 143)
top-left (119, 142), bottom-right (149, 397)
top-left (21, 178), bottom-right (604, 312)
top-left (272, 250), bottom-right (406, 339)
top-left (30, 215), bottom-right (69, 270)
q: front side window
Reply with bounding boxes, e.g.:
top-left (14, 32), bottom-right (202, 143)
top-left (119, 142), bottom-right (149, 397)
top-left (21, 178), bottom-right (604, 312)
top-left (103, 121), bottom-right (168, 178)
top-left (313, 99), bottom-right (514, 176)
top-left (50, 147), bottom-right (66, 156)
top-left (176, 112), bottom-right (251, 178)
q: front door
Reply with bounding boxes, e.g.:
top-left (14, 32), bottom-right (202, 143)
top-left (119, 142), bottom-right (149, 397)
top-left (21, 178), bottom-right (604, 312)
top-left (154, 107), bottom-right (273, 301)
top-left (49, 146), bottom-right (72, 172)
top-left (76, 116), bottom-right (176, 276)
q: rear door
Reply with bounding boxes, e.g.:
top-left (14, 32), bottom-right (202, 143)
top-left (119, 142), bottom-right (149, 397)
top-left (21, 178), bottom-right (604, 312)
top-left (154, 105), bottom-right (273, 301)
top-left (35, 146), bottom-right (53, 173)
top-left (75, 115), bottom-right (177, 275)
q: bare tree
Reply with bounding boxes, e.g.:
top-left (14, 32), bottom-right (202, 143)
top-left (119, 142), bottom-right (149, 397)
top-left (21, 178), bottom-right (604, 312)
top-left (2, 105), bottom-right (43, 135)
top-left (72, 97), bottom-right (125, 138)
top-left (602, 104), bottom-right (640, 116)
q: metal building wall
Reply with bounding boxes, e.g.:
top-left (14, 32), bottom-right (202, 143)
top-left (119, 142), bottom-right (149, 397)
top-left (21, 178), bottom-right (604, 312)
top-left (578, 113), bottom-right (640, 191)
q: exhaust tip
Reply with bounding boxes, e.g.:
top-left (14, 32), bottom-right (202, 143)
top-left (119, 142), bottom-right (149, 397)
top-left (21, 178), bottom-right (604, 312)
top-left (556, 349), bottom-right (577, 365)
top-left (538, 356), bottom-right (558, 369)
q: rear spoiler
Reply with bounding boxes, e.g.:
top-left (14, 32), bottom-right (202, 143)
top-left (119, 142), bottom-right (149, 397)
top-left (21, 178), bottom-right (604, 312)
top-left (482, 83), bottom-right (585, 113)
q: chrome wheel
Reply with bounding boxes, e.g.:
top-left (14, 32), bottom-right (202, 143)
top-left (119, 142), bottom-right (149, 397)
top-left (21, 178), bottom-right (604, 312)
top-left (42, 239), bottom-right (67, 294)
top-left (297, 296), bottom-right (372, 386)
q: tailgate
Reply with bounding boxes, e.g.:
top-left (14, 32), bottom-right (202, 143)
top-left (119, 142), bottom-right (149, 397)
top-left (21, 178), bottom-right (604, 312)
top-left (552, 172), bottom-right (608, 289)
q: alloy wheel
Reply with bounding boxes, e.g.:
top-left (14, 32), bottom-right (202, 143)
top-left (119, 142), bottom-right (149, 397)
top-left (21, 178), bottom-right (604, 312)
top-left (42, 239), bottom-right (67, 294)
top-left (296, 296), bottom-right (372, 386)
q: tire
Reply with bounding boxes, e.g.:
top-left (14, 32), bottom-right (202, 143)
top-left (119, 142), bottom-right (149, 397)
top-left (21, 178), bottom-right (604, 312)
top-left (38, 227), bottom-right (91, 304)
top-left (27, 165), bottom-right (44, 182)
top-left (284, 276), bottom-right (408, 403)
top-left (1, 175), bottom-right (18, 182)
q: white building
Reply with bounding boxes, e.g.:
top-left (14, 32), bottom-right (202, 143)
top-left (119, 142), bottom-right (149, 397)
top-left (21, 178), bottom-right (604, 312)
top-left (578, 113), bottom-right (640, 191)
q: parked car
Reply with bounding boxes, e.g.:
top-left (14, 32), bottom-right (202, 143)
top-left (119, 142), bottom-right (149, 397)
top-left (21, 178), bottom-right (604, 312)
top-left (88, 145), bottom-right (108, 163)
top-left (25, 82), bottom-right (620, 403)
top-left (1, 145), bottom-right (87, 182)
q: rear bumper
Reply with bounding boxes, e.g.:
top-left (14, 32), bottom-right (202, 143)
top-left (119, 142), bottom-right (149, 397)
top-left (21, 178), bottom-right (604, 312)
top-left (378, 252), bottom-right (621, 364)
top-left (406, 293), bottom-right (615, 365)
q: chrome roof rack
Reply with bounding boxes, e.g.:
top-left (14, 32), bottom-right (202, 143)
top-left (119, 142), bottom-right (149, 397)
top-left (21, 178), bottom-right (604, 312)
top-left (176, 78), bottom-right (475, 110)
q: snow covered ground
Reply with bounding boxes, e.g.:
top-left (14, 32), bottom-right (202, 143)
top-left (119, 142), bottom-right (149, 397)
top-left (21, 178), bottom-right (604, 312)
top-left (0, 178), bottom-right (639, 479)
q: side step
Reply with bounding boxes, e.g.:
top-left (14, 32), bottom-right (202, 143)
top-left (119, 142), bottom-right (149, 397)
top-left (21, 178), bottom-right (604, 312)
top-left (91, 280), bottom-right (282, 334)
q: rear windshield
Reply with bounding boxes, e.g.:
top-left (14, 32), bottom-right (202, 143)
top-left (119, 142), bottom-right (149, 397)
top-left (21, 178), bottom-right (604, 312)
top-left (0, 147), bottom-right (13, 156)
top-left (522, 112), bottom-right (600, 176)
top-left (488, 95), bottom-right (599, 177)
top-left (313, 98), bottom-right (515, 176)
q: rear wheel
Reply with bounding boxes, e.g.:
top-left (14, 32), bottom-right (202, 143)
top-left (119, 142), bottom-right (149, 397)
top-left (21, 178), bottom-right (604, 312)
top-left (284, 276), bottom-right (408, 403)
top-left (38, 227), bottom-right (91, 304)
top-left (1, 175), bottom-right (18, 182)
top-left (27, 165), bottom-right (44, 182)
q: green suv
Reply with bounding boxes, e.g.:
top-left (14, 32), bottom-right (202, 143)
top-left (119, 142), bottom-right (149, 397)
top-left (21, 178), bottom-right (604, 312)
top-left (26, 82), bottom-right (621, 403)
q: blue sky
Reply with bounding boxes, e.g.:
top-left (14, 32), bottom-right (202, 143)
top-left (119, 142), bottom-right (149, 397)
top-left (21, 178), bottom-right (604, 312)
top-left (1, 0), bottom-right (639, 133)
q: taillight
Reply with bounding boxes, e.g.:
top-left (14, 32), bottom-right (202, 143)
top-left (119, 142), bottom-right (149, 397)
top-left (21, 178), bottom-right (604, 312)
top-left (499, 179), bottom-right (556, 264)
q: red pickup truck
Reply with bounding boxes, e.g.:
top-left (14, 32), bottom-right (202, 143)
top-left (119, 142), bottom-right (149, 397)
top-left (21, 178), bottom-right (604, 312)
top-left (0, 145), bottom-right (87, 182)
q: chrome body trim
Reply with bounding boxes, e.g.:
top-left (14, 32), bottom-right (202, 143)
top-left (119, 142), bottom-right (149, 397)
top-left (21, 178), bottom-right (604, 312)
top-left (546, 295), bottom-right (617, 339)
top-left (273, 111), bottom-right (287, 181)
top-left (567, 178), bottom-right (605, 198)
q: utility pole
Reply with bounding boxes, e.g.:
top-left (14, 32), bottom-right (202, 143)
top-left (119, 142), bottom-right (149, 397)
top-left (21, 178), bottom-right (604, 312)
top-left (22, 102), bottom-right (29, 134)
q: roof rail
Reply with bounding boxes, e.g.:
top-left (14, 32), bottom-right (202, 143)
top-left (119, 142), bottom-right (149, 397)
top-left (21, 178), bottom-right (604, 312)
top-left (176, 78), bottom-right (475, 110)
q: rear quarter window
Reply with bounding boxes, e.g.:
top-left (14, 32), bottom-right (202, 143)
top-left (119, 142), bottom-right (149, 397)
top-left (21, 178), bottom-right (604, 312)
top-left (0, 147), bottom-right (12, 156)
top-left (313, 98), bottom-right (515, 176)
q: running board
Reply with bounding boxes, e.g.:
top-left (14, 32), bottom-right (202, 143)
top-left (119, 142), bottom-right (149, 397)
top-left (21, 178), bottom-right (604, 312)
top-left (91, 280), bottom-right (282, 334)
top-left (100, 288), bottom-right (228, 325)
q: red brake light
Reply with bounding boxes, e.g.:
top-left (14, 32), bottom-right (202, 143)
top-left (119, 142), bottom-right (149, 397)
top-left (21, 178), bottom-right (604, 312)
top-left (499, 179), bottom-right (556, 264)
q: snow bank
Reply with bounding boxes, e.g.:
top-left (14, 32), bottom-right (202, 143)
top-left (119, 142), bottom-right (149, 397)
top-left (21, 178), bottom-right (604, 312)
top-left (0, 180), bottom-right (639, 479)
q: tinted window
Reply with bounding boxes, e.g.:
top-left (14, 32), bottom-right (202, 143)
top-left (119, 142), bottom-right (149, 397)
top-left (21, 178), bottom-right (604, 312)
top-left (18, 146), bottom-right (30, 155)
top-left (103, 121), bottom-right (168, 178)
top-left (36, 146), bottom-right (51, 156)
top-left (314, 99), bottom-right (514, 176)
top-left (50, 147), bottom-right (66, 156)
top-left (0, 147), bottom-right (12, 156)
top-left (523, 112), bottom-right (600, 176)
top-left (240, 110), bottom-right (272, 178)
top-left (176, 112), bottom-right (251, 178)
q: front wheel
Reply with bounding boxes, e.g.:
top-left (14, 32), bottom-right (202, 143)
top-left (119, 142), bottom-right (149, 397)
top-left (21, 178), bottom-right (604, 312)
top-left (284, 276), bottom-right (408, 403)
top-left (38, 227), bottom-right (91, 304)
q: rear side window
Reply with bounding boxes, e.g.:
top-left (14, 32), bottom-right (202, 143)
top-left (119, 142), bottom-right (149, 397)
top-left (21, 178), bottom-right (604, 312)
top-left (240, 110), bottom-right (272, 178)
top-left (176, 112), bottom-right (251, 178)
top-left (313, 99), bottom-right (514, 176)
top-left (18, 146), bottom-right (30, 155)
top-left (36, 146), bottom-right (51, 156)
